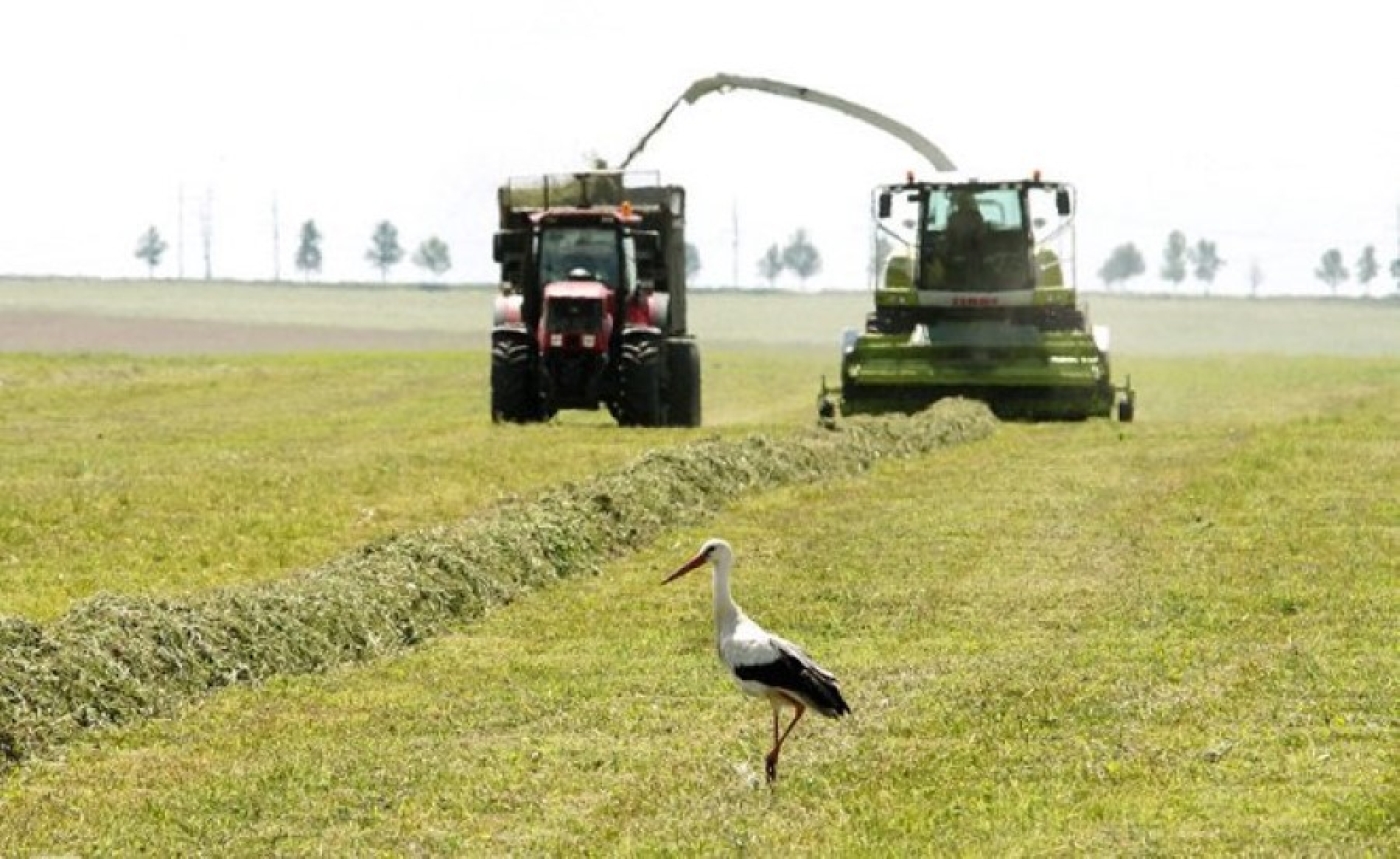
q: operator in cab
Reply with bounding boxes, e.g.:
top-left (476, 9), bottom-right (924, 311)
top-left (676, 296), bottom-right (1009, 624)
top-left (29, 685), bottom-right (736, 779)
top-left (940, 189), bottom-right (987, 285)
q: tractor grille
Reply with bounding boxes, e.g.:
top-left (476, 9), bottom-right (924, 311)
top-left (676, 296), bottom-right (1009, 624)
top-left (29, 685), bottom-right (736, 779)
top-left (546, 297), bottom-right (605, 335)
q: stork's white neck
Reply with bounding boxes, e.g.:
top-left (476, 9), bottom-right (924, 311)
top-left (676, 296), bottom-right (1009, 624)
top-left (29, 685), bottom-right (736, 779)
top-left (710, 545), bottom-right (743, 636)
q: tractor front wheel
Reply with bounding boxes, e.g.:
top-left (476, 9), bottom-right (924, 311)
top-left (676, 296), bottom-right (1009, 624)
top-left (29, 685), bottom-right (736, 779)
top-left (491, 335), bottom-right (541, 423)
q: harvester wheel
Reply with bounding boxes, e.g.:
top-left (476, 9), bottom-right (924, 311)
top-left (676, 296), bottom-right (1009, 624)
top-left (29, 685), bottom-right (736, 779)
top-left (618, 337), bottom-right (663, 427)
top-left (490, 335), bottom-right (541, 423)
top-left (664, 338), bottom-right (702, 427)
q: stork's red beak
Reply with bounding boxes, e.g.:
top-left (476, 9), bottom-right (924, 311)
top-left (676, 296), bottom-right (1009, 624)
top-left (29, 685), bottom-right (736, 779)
top-left (663, 553), bottom-right (707, 584)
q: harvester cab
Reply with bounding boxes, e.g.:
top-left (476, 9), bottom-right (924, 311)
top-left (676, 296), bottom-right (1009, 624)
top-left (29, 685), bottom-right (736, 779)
top-left (490, 170), bottom-right (702, 427)
top-left (821, 175), bottom-right (1135, 422)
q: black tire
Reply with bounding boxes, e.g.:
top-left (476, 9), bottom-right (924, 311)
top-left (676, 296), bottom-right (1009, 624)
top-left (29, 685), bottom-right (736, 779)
top-left (1032, 305), bottom-right (1085, 331)
top-left (490, 334), bottom-right (541, 423)
top-left (664, 338), bottom-right (702, 427)
top-left (872, 307), bottom-right (915, 335)
top-left (1118, 398), bottom-right (1135, 423)
top-left (617, 336), bottom-right (663, 427)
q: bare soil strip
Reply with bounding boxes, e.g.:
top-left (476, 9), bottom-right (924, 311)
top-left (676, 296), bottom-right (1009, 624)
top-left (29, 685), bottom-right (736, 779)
top-left (0, 310), bottom-right (469, 355)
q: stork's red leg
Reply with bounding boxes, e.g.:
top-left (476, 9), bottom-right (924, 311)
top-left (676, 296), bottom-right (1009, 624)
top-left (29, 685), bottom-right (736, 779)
top-left (765, 697), bottom-right (806, 784)
top-left (765, 705), bottom-right (781, 782)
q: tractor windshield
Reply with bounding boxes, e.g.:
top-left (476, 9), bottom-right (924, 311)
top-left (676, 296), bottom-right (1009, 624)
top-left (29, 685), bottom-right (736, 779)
top-left (539, 227), bottom-right (623, 287)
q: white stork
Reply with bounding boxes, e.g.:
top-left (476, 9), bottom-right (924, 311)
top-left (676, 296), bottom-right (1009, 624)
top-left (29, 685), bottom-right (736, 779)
top-left (664, 537), bottom-right (851, 783)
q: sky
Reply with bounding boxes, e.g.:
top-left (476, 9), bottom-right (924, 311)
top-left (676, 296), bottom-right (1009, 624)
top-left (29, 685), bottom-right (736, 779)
top-left (2, 1), bottom-right (1397, 296)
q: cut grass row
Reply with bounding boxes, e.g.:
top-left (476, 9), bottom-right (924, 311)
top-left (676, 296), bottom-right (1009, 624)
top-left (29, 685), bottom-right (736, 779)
top-left (0, 397), bottom-right (998, 770)
top-left (0, 347), bottom-right (833, 620)
top-left (0, 352), bottom-right (1393, 854)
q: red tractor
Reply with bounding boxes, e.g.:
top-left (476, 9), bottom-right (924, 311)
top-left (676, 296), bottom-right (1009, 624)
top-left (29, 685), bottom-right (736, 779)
top-left (490, 171), bottom-right (701, 427)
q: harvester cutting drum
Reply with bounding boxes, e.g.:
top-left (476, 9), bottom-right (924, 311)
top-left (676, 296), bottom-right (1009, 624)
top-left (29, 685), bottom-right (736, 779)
top-left (820, 175), bottom-right (1135, 422)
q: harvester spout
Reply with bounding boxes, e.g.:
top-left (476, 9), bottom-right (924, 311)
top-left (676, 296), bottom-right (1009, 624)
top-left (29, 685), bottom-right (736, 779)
top-left (620, 72), bottom-right (958, 172)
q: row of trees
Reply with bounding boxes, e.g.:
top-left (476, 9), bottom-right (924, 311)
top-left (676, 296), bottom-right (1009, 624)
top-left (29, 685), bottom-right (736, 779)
top-left (1098, 232), bottom-right (1225, 294)
top-left (134, 220), bottom-right (454, 282)
top-left (1312, 245), bottom-right (1400, 295)
top-left (756, 229), bottom-right (823, 289)
top-left (1099, 232), bottom-right (1400, 295)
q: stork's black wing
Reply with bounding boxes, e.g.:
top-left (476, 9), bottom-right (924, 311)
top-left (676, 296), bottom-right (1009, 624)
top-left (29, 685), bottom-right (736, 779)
top-left (732, 635), bottom-right (851, 718)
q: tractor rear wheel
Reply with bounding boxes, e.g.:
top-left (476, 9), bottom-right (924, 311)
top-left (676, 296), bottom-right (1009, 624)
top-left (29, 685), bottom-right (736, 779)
top-left (617, 337), bottom-right (663, 427)
top-left (664, 338), bottom-right (702, 427)
top-left (490, 335), bottom-right (541, 423)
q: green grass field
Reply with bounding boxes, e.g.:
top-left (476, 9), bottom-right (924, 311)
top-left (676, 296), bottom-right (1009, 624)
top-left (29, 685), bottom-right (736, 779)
top-left (0, 281), bottom-right (1396, 855)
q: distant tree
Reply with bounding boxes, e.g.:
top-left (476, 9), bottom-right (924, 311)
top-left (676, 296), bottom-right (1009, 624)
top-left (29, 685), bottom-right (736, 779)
top-left (757, 244), bottom-right (784, 288)
top-left (412, 236), bottom-right (452, 279)
top-left (1160, 230), bottom-right (1189, 291)
top-left (1097, 242), bottom-right (1145, 290)
top-left (365, 220), bottom-right (404, 282)
top-left (295, 220), bottom-right (323, 281)
top-left (781, 229), bottom-right (822, 290)
top-left (1355, 245), bottom-right (1378, 295)
top-left (1315, 249), bottom-right (1349, 294)
top-left (134, 225), bottom-right (168, 277)
top-left (1390, 256), bottom-right (1400, 294)
top-left (1248, 259), bottom-right (1265, 298)
top-left (1188, 239), bottom-right (1226, 295)
top-left (685, 242), bottom-right (701, 280)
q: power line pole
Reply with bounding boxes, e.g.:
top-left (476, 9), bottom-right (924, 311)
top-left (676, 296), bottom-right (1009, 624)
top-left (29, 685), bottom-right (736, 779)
top-left (200, 187), bottom-right (214, 281)
top-left (731, 199), bottom-right (740, 288)
top-left (271, 194), bottom-right (281, 283)
top-left (176, 183), bottom-right (185, 280)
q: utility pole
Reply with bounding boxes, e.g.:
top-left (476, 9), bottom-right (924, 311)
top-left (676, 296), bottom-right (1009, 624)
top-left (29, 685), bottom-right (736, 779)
top-left (177, 183), bottom-right (185, 280)
top-left (731, 199), bottom-right (740, 289)
top-left (200, 187), bottom-right (214, 281)
top-left (271, 195), bottom-right (281, 283)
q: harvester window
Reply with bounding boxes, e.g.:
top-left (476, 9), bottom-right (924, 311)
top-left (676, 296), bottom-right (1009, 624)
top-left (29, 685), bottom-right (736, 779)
top-left (922, 188), bottom-right (1033, 290)
top-left (927, 189), bottom-right (1024, 234)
